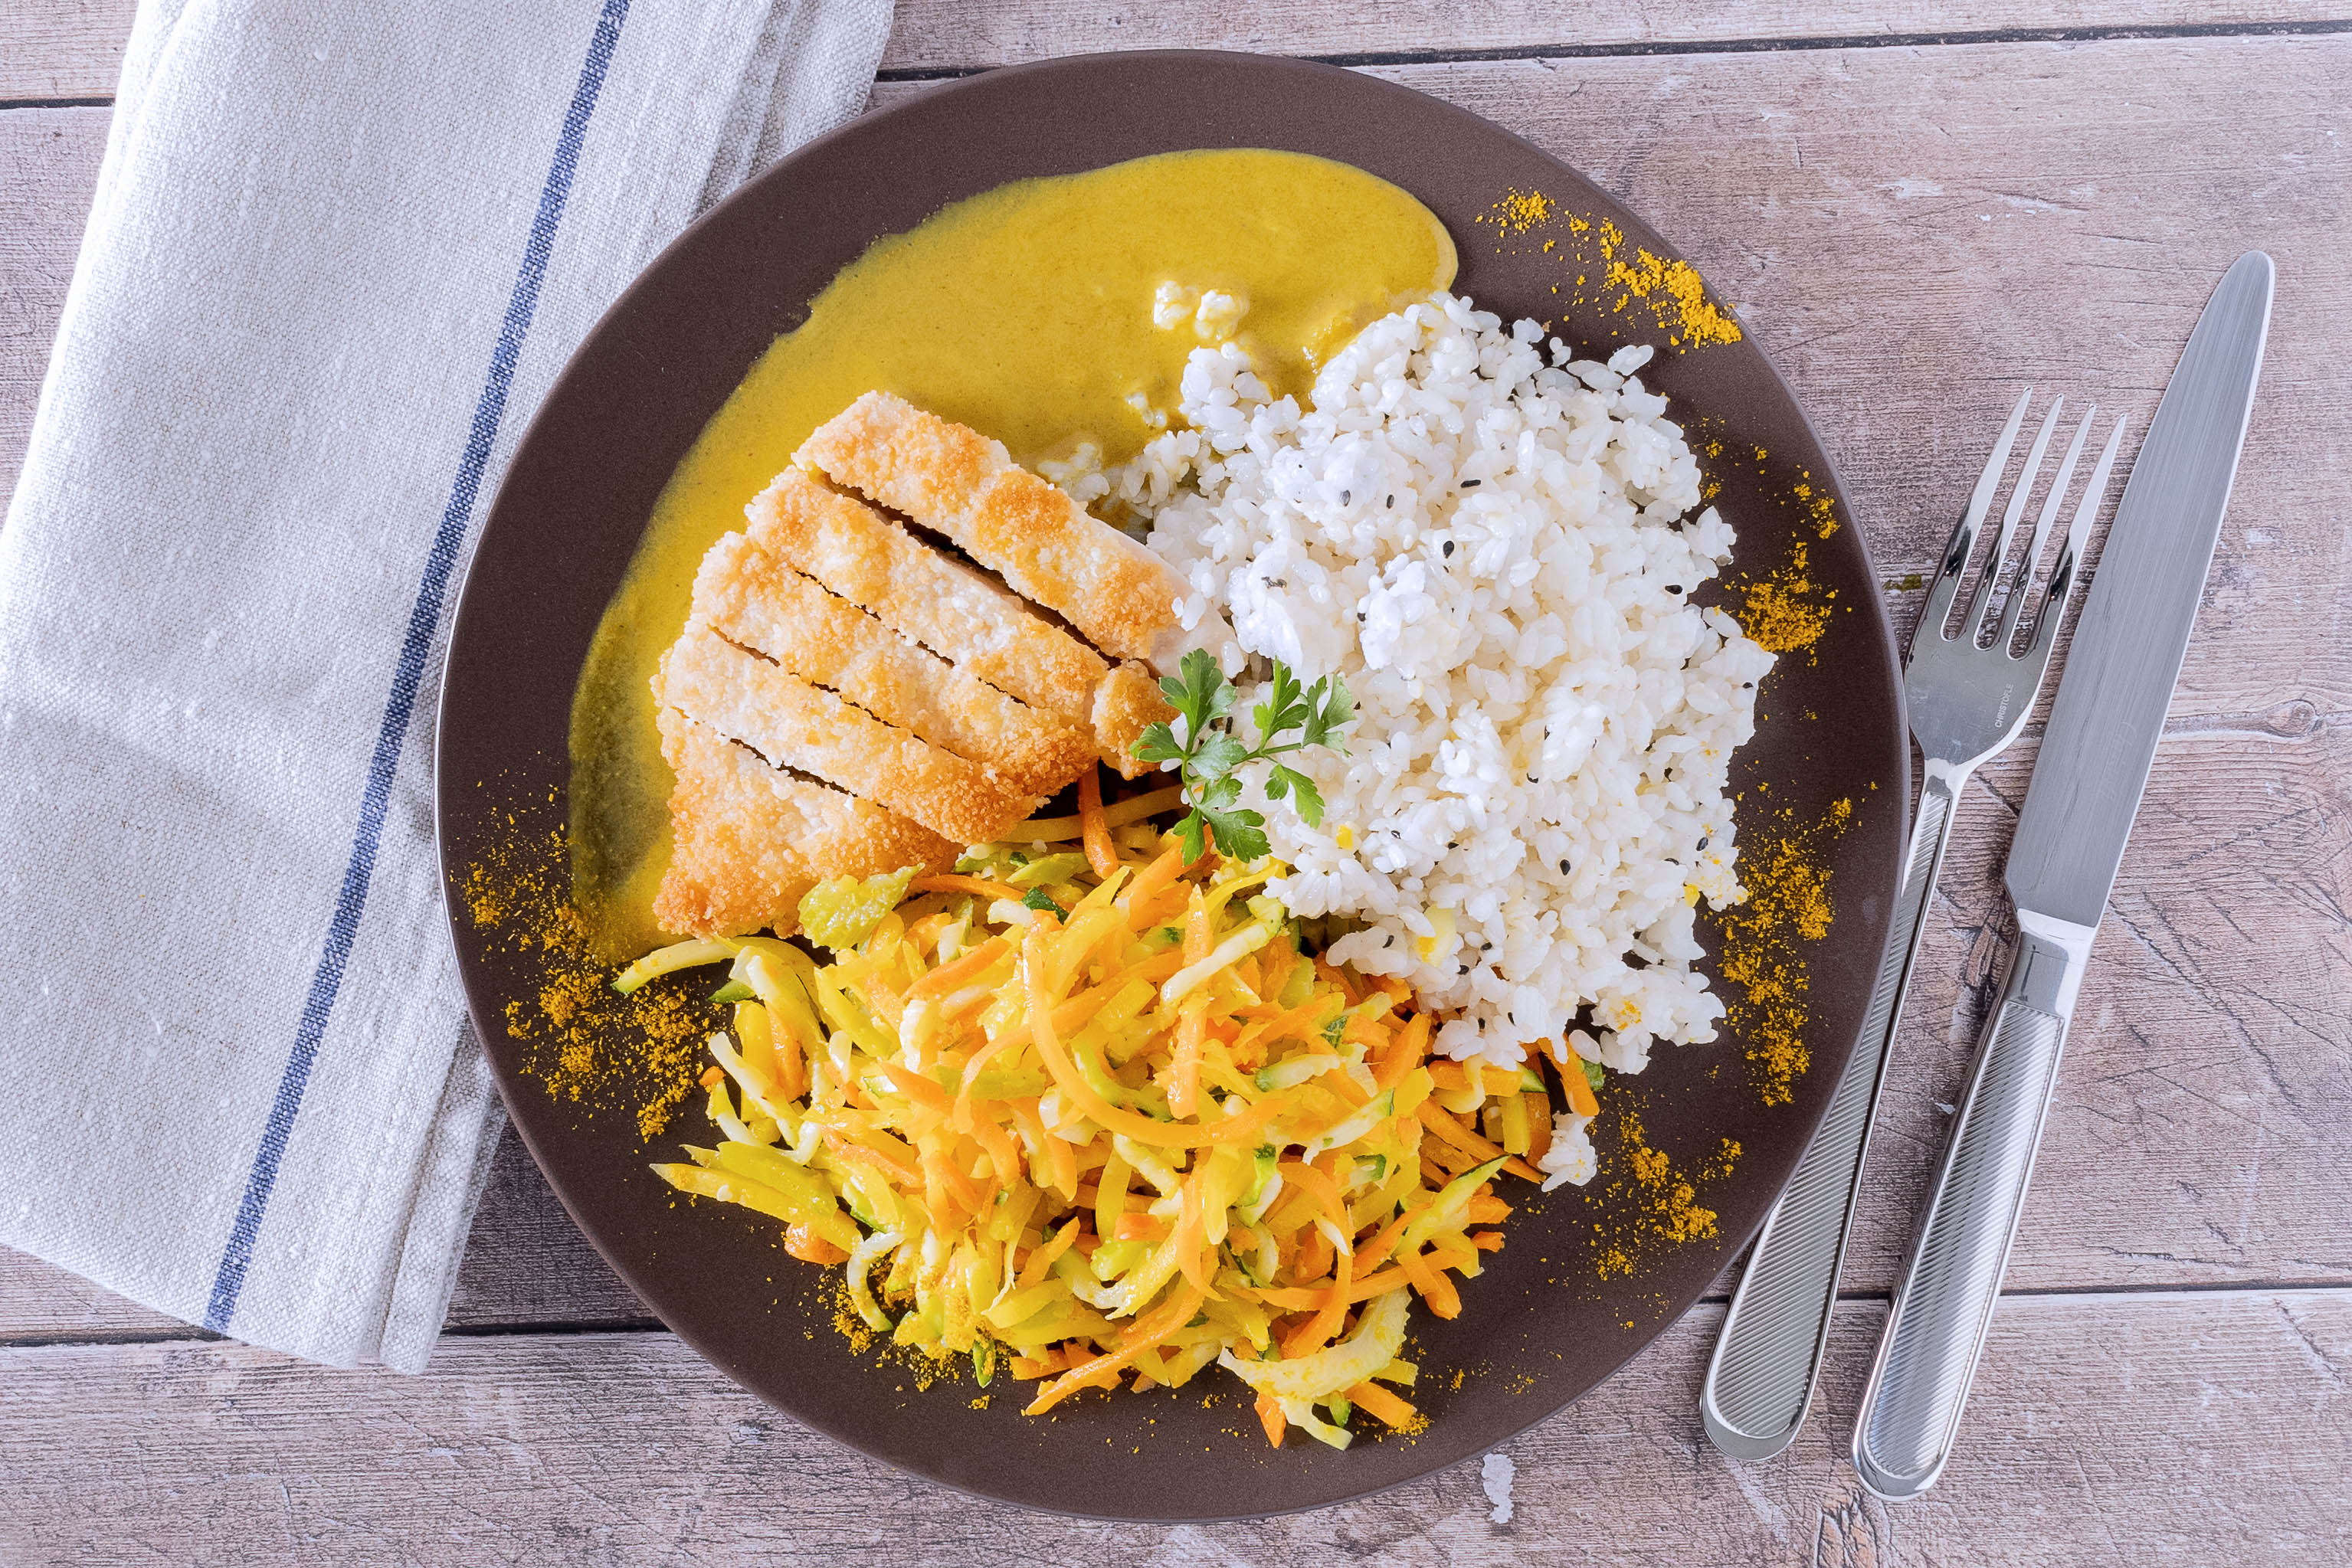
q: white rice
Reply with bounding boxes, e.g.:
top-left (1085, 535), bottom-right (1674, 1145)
top-left (1115, 292), bottom-right (1771, 1187)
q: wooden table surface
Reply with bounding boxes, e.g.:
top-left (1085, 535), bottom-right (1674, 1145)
top-left (4, 3), bottom-right (2347, 1563)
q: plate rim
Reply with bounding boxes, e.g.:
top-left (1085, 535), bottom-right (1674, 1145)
top-left (436, 45), bottom-right (1911, 1522)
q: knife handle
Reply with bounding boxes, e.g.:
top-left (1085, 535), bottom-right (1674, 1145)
top-left (1851, 908), bottom-right (2095, 1500)
top-left (1700, 766), bottom-right (1965, 1460)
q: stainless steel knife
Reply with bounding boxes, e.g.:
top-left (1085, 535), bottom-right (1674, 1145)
top-left (1849, 250), bottom-right (2275, 1501)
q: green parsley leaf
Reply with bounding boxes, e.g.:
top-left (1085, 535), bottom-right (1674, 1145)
top-left (1129, 650), bottom-right (1354, 863)
top-left (1187, 732), bottom-right (1250, 787)
top-left (1301, 673), bottom-right (1356, 751)
top-left (1266, 764), bottom-right (1326, 828)
top-left (1582, 1057), bottom-right (1606, 1095)
top-left (1130, 722), bottom-right (1187, 765)
top-left (1196, 800), bottom-right (1269, 864)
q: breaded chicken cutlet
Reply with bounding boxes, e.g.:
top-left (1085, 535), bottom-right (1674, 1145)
top-left (651, 706), bottom-right (957, 939)
top-left (651, 395), bottom-right (1189, 938)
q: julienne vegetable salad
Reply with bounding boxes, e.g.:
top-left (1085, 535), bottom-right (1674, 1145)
top-left (619, 785), bottom-right (1603, 1450)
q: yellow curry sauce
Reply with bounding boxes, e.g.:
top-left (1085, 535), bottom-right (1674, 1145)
top-left (568, 149), bottom-right (1456, 958)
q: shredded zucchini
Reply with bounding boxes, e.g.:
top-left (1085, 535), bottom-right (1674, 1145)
top-left (640, 825), bottom-right (1567, 1446)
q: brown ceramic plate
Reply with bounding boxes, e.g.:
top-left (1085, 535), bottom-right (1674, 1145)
top-left (437, 50), bottom-right (1906, 1521)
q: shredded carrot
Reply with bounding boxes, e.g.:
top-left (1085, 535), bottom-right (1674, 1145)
top-left (875, 1060), bottom-right (949, 1115)
top-left (1352, 1212), bottom-right (1413, 1278)
top-left (1025, 1283), bottom-right (1206, 1415)
top-left (907, 934), bottom-right (1012, 1000)
top-left (1525, 1092), bottom-right (1555, 1164)
top-left (1168, 994), bottom-right (1207, 1120)
top-left (910, 873), bottom-right (1070, 910)
top-left (1346, 1380), bottom-right (1418, 1429)
top-left (1280, 1250), bottom-right (1355, 1358)
top-left (1561, 1056), bottom-right (1600, 1118)
top-left (1023, 925), bottom-right (1282, 1151)
top-left (1077, 768), bottom-right (1119, 880)
top-left (1416, 1100), bottom-right (1545, 1182)
top-left (1115, 844), bottom-right (1187, 931)
top-left (636, 818), bottom-right (1566, 1450)
top-left (1255, 1391), bottom-right (1288, 1446)
top-left (783, 1225), bottom-right (850, 1265)
top-left (1016, 1216), bottom-right (1083, 1290)
top-left (824, 1131), bottom-right (922, 1190)
top-left (1276, 1160), bottom-right (1351, 1242)
top-left (1397, 1246), bottom-right (1461, 1318)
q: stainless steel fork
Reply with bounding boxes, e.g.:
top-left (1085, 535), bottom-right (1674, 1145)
top-left (1699, 391), bottom-right (2125, 1460)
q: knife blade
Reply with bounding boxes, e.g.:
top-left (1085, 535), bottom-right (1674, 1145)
top-left (1849, 250), bottom-right (2275, 1501)
top-left (2006, 250), bottom-right (2276, 926)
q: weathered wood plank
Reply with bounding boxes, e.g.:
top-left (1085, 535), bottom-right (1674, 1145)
top-left (0, 0), bottom-right (130, 99)
top-left (0, 106), bottom-right (103, 508)
top-left (6, 0), bottom-right (2350, 99)
top-left (0, 1289), bottom-right (2344, 1563)
top-left (2, 39), bottom-right (2344, 1334)
top-left (873, 0), bottom-right (2352, 73)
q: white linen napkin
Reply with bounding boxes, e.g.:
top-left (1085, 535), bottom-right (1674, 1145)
top-left (0, 0), bottom-right (893, 1372)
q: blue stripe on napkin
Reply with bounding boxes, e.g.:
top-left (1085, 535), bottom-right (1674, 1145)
top-left (205, 0), bottom-right (633, 1335)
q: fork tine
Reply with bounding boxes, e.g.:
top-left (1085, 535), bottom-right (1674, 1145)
top-left (1963, 395), bottom-right (2062, 640)
top-left (1921, 388), bottom-right (2031, 643)
top-left (1997, 407), bottom-right (2094, 653)
top-left (2023, 416), bottom-right (2128, 669)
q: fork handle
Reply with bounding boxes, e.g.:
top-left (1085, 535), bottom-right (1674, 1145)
top-left (1699, 764), bottom-right (1965, 1459)
top-left (1851, 906), bottom-right (2095, 1500)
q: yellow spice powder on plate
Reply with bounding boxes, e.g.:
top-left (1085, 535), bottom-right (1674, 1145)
top-left (460, 820), bottom-right (712, 1139)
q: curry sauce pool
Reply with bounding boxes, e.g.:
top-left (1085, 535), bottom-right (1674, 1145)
top-left (569, 149), bottom-right (1456, 959)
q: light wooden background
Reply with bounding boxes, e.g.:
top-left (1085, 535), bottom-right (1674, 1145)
top-left (3, 3), bottom-right (2347, 1563)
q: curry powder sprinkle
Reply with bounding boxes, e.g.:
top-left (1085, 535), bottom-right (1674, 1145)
top-left (1480, 187), bottom-right (1557, 235)
top-left (1737, 540), bottom-right (1836, 656)
top-left (1594, 1110), bottom-right (1742, 1278)
top-left (1717, 797), bottom-right (1854, 1105)
top-left (1603, 247), bottom-right (1744, 348)
top-left (463, 820), bottom-right (713, 1140)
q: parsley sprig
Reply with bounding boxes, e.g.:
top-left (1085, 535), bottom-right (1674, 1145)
top-left (1131, 649), bottom-right (1355, 863)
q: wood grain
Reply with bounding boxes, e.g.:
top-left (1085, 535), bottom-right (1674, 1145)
top-left (0, 106), bottom-right (102, 508)
top-left (5, 0), bottom-right (2350, 97)
top-left (1, 22), bottom-right (2346, 1559)
top-left (0, 0), bottom-right (130, 99)
top-left (0, 1290), bottom-right (2343, 1563)
top-left (2, 38), bottom-right (2346, 1337)
top-left (873, 0), bottom-right (2352, 74)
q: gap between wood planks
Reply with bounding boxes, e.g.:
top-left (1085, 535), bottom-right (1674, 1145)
top-left (9, 1278), bottom-right (2348, 1350)
top-left (871, 16), bottom-right (2352, 79)
top-left (8, 17), bottom-right (2352, 106)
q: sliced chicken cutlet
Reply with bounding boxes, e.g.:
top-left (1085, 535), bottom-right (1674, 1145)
top-left (747, 466), bottom-right (1103, 722)
top-left (692, 529), bottom-right (1094, 798)
top-left (652, 706), bottom-right (956, 938)
top-left (657, 623), bottom-right (1037, 846)
top-left (796, 391), bottom-right (1190, 669)
top-left (745, 466), bottom-right (1171, 778)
